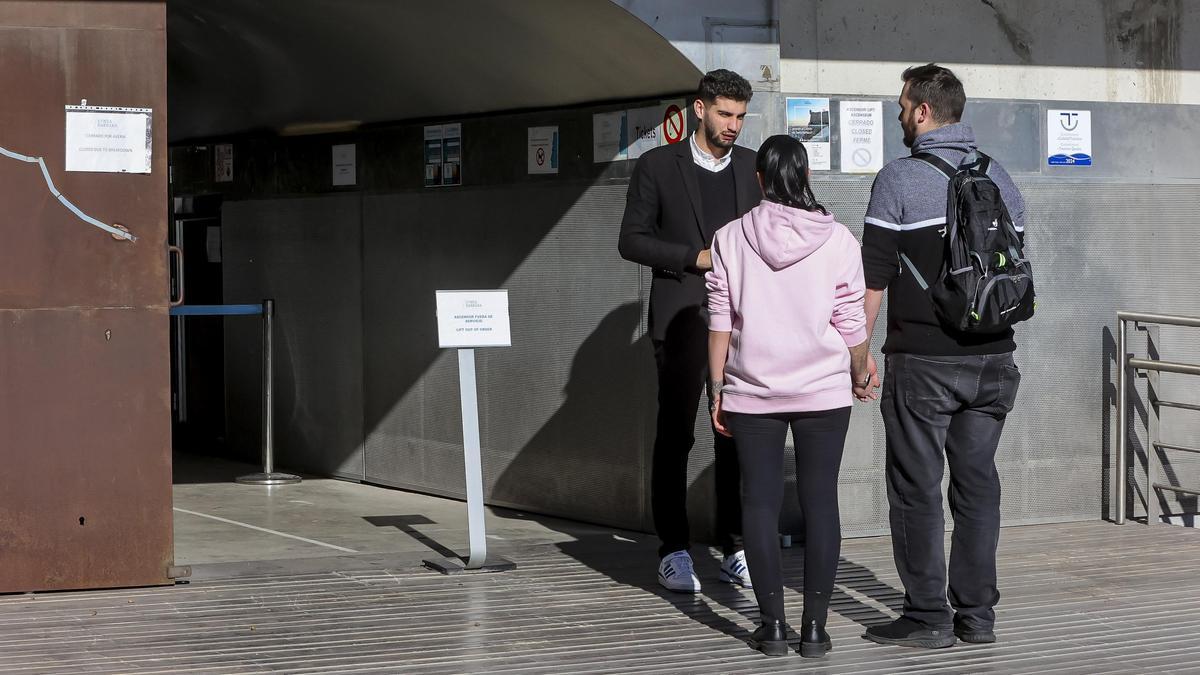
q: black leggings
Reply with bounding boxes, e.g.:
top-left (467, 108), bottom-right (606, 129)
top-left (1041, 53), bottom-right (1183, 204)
top-left (726, 407), bottom-right (850, 625)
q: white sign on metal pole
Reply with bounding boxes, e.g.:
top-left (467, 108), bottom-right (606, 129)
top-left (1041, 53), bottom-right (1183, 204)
top-left (429, 290), bottom-right (515, 574)
top-left (436, 290), bottom-right (512, 348)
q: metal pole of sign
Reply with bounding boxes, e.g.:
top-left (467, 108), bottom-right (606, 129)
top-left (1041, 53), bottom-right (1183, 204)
top-left (423, 348), bottom-right (515, 574)
top-left (459, 348), bottom-right (487, 568)
top-left (237, 299), bottom-right (301, 486)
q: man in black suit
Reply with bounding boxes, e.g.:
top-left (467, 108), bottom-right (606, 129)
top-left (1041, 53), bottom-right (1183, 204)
top-left (618, 70), bottom-right (761, 592)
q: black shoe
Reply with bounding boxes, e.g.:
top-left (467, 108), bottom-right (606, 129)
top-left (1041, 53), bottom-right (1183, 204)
top-left (747, 618), bottom-right (790, 657)
top-left (863, 617), bottom-right (956, 649)
top-left (799, 619), bottom-right (832, 658)
top-left (954, 625), bottom-right (996, 644)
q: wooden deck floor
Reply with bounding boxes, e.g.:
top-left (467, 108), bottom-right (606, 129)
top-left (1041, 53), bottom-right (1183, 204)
top-left (1, 520), bottom-right (1198, 674)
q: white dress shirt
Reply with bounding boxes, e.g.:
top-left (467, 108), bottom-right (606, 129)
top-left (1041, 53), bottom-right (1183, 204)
top-left (690, 132), bottom-right (732, 173)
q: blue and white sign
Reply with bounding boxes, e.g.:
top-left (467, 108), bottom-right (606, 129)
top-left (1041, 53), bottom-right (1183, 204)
top-left (1048, 110), bottom-right (1092, 166)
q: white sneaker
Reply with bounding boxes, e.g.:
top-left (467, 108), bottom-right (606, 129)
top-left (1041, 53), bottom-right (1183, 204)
top-left (658, 551), bottom-right (701, 593)
top-left (719, 550), bottom-right (753, 588)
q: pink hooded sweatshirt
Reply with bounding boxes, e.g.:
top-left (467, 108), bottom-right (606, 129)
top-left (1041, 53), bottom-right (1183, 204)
top-left (706, 200), bottom-right (867, 414)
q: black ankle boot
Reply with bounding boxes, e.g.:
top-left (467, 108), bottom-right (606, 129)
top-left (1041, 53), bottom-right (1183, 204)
top-left (748, 617), bottom-right (789, 657)
top-left (799, 618), bottom-right (832, 658)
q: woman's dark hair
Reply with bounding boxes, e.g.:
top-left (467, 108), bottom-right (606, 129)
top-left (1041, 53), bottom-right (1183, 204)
top-left (755, 135), bottom-right (827, 214)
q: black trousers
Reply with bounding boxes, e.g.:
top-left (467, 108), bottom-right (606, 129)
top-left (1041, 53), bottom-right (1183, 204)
top-left (880, 353), bottom-right (1020, 630)
top-left (726, 407), bottom-right (850, 625)
top-left (651, 317), bottom-right (741, 558)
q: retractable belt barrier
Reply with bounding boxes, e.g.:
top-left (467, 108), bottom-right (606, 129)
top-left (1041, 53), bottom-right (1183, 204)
top-left (170, 300), bottom-right (300, 486)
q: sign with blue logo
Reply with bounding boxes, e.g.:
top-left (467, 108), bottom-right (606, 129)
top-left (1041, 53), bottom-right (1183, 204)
top-left (1048, 110), bottom-right (1092, 166)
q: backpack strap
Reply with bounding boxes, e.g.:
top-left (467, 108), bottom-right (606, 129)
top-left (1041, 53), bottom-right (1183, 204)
top-left (913, 150), bottom-right (994, 176)
top-left (899, 252), bottom-right (931, 291)
top-left (911, 152), bottom-right (956, 180)
top-left (966, 150), bottom-right (991, 175)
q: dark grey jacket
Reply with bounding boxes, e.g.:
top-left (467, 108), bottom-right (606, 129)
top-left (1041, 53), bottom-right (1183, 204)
top-left (862, 123), bottom-right (1027, 355)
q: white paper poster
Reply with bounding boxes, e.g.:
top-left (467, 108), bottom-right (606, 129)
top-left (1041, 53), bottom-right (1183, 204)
top-left (838, 101), bottom-right (883, 174)
top-left (785, 97), bottom-right (831, 171)
top-left (627, 105), bottom-right (663, 160)
top-left (442, 122), bottom-right (462, 186)
top-left (64, 105), bottom-right (152, 174)
top-left (424, 123), bottom-right (463, 187)
top-left (527, 126), bottom-right (559, 174)
top-left (205, 225), bottom-right (222, 263)
top-left (332, 143), bottom-right (356, 186)
top-left (436, 290), bottom-right (512, 348)
top-left (1048, 110), bottom-right (1092, 166)
top-left (592, 111), bottom-right (628, 163)
top-left (215, 143), bottom-right (233, 182)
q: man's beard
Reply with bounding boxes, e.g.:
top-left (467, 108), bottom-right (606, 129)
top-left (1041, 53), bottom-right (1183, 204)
top-left (707, 126), bottom-right (734, 148)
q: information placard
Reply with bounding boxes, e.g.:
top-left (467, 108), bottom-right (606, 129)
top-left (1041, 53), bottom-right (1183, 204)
top-left (65, 105), bottom-right (152, 174)
top-left (436, 290), bottom-right (511, 348)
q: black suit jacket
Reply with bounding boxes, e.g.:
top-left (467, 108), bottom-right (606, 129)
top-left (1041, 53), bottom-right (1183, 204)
top-left (618, 141), bottom-right (761, 342)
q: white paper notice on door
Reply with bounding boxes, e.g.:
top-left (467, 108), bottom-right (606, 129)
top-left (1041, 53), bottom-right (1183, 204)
top-left (65, 105), bottom-right (152, 174)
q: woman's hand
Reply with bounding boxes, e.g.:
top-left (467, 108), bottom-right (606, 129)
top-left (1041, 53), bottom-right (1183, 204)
top-left (711, 394), bottom-right (732, 437)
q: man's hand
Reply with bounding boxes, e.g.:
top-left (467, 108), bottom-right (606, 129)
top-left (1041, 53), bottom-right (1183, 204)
top-left (852, 353), bottom-right (881, 402)
top-left (695, 249), bottom-right (713, 271)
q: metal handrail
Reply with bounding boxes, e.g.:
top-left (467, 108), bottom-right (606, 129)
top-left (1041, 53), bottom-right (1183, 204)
top-left (1157, 400), bottom-right (1200, 413)
top-left (1153, 442), bottom-right (1200, 455)
top-left (1117, 311), bottom-right (1200, 328)
top-left (1153, 484), bottom-right (1200, 498)
top-left (1116, 311), bottom-right (1200, 525)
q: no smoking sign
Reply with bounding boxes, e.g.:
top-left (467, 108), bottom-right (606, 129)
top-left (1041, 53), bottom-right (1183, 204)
top-left (663, 105), bottom-right (685, 144)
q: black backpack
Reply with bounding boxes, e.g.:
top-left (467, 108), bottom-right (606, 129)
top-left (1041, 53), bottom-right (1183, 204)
top-left (901, 150), bottom-right (1035, 334)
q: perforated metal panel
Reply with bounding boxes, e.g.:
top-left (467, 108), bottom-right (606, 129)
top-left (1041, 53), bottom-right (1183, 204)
top-left (222, 196), bottom-right (365, 480)
top-left (221, 175), bottom-right (1200, 539)
top-left (360, 182), bottom-right (653, 530)
top-left (688, 176), bottom-right (1200, 539)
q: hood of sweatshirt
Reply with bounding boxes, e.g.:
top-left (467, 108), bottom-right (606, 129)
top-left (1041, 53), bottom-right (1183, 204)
top-left (911, 122), bottom-right (978, 155)
top-left (739, 200), bottom-right (835, 270)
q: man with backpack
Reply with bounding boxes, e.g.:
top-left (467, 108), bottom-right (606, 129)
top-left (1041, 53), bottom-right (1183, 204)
top-left (860, 64), bottom-right (1033, 648)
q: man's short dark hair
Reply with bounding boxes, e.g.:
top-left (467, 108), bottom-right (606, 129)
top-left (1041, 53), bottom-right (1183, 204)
top-left (698, 69), bottom-right (753, 104)
top-left (901, 63), bottom-right (965, 123)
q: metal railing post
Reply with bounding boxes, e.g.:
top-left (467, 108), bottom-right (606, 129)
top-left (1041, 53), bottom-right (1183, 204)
top-left (1116, 317), bottom-right (1127, 524)
top-left (236, 299), bottom-right (301, 486)
top-left (1147, 327), bottom-right (1161, 527)
top-left (263, 298), bottom-right (275, 474)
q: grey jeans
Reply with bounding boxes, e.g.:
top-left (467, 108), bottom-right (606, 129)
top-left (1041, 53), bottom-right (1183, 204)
top-left (880, 352), bottom-right (1020, 630)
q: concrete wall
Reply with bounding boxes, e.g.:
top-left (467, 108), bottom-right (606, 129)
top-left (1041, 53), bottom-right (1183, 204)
top-left (779, 0), bottom-right (1200, 104)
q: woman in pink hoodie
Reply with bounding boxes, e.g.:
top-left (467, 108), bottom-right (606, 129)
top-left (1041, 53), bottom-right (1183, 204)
top-left (707, 134), bottom-right (876, 658)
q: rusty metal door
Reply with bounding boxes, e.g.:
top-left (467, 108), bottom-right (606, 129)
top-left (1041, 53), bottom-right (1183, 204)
top-left (0, 1), bottom-right (173, 592)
